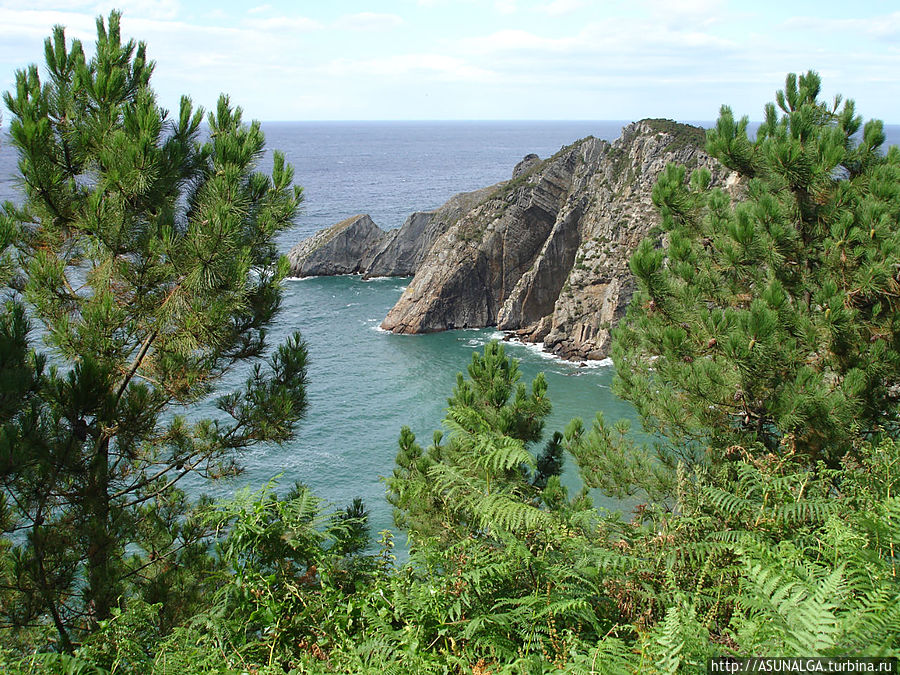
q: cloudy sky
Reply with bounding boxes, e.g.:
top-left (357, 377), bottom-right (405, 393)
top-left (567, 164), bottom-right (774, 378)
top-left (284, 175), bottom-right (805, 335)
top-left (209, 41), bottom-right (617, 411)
top-left (1, 0), bottom-right (898, 122)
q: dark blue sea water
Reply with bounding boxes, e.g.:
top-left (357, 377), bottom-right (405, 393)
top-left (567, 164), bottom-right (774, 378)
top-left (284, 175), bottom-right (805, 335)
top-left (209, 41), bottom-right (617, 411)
top-left (3, 121), bottom-right (899, 543)
top-left (264, 121), bottom-right (630, 244)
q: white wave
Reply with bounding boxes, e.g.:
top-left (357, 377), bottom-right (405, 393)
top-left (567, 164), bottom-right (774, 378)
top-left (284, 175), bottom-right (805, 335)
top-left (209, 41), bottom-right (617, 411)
top-left (578, 357), bottom-right (614, 369)
top-left (502, 334), bottom-right (614, 369)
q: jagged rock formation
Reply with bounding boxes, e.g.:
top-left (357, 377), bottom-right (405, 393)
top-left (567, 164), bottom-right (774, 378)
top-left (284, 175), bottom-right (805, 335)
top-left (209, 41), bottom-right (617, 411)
top-left (287, 187), bottom-right (495, 278)
top-left (533, 122), bottom-right (735, 360)
top-left (287, 214), bottom-right (383, 276)
top-left (290, 120), bottom-right (738, 360)
top-left (381, 142), bottom-right (582, 334)
top-left (365, 186), bottom-right (495, 278)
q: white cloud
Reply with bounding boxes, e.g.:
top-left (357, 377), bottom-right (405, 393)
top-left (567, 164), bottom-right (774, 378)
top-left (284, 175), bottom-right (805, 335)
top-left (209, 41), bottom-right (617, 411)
top-left (245, 15), bottom-right (322, 33)
top-left (0, 2), bottom-right (181, 48)
top-left (447, 17), bottom-right (754, 107)
top-left (2, 0), bottom-right (898, 122)
top-left (0, 0), bottom-right (94, 9)
top-left (0, 0), bottom-right (181, 19)
top-left (460, 17), bottom-right (736, 62)
top-left (640, 0), bottom-right (728, 29)
top-left (642, 0), bottom-right (724, 17)
top-left (111, 0), bottom-right (181, 21)
top-left (0, 8), bottom-right (95, 43)
top-left (334, 13), bottom-right (404, 32)
top-left (537, 0), bottom-right (587, 16)
top-left (327, 53), bottom-right (496, 84)
top-left (784, 12), bottom-right (900, 42)
top-left (460, 28), bottom-right (577, 54)
top-left (415, 0), bottom-right (478, 5)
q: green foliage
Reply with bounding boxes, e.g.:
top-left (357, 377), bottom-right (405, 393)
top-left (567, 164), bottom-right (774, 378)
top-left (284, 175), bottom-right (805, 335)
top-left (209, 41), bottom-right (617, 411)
top-left (193, 482), bottom-right (373, 670)
top-left (0, 651), bottom-right (106, 675)
top-left (388, 341), bottom-right (562, 545)
top-left (615, 70), bottom-right (900, 466)
top-left (641, 118), bottom-right (707, 155)
top-left (2, 32), bottom-right (899, 674)
top-left (2, 349), bottom-right (896, 673)
top-left (43, 414), bottom-right (898, 674)
top-left (0, 11), bottom-right (307, 649)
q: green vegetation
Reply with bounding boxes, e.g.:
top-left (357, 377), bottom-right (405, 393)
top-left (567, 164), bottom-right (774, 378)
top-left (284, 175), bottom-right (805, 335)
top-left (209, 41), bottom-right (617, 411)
top-left (641, 118), bottom-right (707, 154)
top-left (609, 119), bottom-right (705, 193)
top-left (0, 11), bottom-right (308, 652)
top-left (618, 71), bottom-right (900, 467)
top-left (0, 13), bottom-right (898, 673)
top-left (388, 341), bottom-right (563, 545)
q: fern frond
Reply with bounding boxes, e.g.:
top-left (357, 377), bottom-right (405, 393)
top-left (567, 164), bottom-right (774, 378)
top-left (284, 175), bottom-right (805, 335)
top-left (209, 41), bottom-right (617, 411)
top-left (563, 635), bottom-right (635, 674)
top-left (470, 433), bottom-right (534, 474)
top-left (775, 499), bottom-right (840, 526)
top-left (703, 485), bottom-right (753, 519)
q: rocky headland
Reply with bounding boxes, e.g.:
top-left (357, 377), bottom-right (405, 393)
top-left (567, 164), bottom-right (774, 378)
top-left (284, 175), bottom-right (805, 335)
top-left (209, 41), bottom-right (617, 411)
top-left (287, 119), bottom-right (737, 361)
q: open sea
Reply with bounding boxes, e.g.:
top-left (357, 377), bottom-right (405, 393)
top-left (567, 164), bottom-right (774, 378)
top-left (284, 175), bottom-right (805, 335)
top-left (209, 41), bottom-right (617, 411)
top-left (3, 121), bottom-right (899, 542)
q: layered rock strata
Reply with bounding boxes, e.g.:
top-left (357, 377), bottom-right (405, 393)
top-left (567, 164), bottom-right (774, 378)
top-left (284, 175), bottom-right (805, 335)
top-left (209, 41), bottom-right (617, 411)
top-left (287, 187), bottom-right (494, 278)
top-left (289, 120), bottom-right (736, 360)
top-left (287, 214), bottom-right (383, 277)
top-left (381, 144), bottom-right (582, 333)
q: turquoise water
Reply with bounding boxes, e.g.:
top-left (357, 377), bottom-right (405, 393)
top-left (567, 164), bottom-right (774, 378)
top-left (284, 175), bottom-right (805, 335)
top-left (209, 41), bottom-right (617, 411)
top-left (203, 273), bottom-right (637, 538)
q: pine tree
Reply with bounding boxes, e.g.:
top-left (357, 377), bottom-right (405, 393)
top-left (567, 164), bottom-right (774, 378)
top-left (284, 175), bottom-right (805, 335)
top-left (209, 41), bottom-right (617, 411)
top-left (388, 341), bottom-right (561, 544)
top-left (0, 12), bottom-right (307, 648)
top-left (612, 71), bottom-right (900, 466)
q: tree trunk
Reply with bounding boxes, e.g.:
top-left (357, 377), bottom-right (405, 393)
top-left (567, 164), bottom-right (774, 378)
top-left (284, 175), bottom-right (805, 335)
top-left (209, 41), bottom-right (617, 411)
top-left (85, 435), bottom-right (117, 626)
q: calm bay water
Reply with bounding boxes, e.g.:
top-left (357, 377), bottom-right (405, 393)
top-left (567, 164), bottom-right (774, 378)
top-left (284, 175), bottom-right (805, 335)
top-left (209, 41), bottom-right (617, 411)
top-left (3, 121), bottom-right (899, 540)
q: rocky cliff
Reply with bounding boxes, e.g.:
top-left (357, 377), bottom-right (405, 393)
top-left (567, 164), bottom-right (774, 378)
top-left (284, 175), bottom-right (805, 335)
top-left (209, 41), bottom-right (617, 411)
top-left (287, 214), bottom-right (383, 276)
top-left (287, 187), bottom-right (495, 278)
top-left (289, 120), bottom-right (737, 361)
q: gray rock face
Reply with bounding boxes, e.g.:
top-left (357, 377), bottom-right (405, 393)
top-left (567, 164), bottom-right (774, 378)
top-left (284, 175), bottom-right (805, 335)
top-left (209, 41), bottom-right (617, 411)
top-left (287, 187), bottom-right (496, 279)
top-left (497, 140), bottom-right (606, 332)
top-left (364, 212), bottom-right (434, 278)
top-left (289, 120), bottom-right (741, 361)
top-left (537, 121), bottom-right (735, 360)
top-left (381, 141), bottom-right (581, 333)
top-left (364, 186), bottom-right (496, 278)
top-left (287, 214), bottom-right (384, 277)
top-left (512, 154), bottom-right (541, 179)
top-left (380, 120), bottom-right (737, 359)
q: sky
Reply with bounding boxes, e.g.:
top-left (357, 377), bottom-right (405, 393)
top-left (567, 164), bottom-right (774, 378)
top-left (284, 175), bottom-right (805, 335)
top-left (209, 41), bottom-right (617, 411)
top-left (0, 0), bottom-right (898, 123)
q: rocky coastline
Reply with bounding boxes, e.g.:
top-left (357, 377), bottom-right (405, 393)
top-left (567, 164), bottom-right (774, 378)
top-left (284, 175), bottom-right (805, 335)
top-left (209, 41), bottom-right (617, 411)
top-left (287, 119), bottom-right (737, 361)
